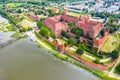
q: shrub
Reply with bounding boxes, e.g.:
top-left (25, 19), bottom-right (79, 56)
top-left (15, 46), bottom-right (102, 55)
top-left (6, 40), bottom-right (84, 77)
top-left (76, 47), bottom-right (84, 55)
top-left (94, 58), bottom-right (100, 64)
top-left (110, 50), bottom-right (119, 59)
top-left (39, 26), bottom-right (51, 38)
top-left (51, 34), bottom-right (56, 39)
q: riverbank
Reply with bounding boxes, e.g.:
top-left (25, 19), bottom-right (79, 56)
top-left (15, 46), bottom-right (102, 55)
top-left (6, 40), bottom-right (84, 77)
top-left (0, 30), bottom-right (27, 49)
top-left (34, 32), bottom-right (118, 80)
top-left (0, 38), bottom-right (16, 48)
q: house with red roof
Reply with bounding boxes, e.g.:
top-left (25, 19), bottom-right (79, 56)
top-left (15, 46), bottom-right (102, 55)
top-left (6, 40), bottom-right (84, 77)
top-left (43, 14), bottom-right (103, 39)
top-left (43, 15), bottom-right (68, 36)
top-left (27, 14), bottom-right (40, 21)
top-left (62, 15), bottom-right (78, 23)
top-left (76, 15), bottom-right (103, 39)
top-left (43, 13), bottom-right (110, 53)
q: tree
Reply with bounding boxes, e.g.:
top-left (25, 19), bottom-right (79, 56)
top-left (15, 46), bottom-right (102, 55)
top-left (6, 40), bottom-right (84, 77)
top-left (70, 27), bottom-right (83, 39)
top-left (76, 29), bottom-right (82, 35)
top-left (40, 27), bottom-right (50, 38)
top-left (110, 27), bottom-right (114, 33)
top-left (17, 9), bottom-right (22, 13)
top-left (76, 47), bottom-right (84, 55)
top-left (37, 21), bottom-right (43, 29)
top-left (51, 34), bottom-right (56, 39)
top-left (85, 32), bottom-right (90, 39)
top-left (94, 58), bottom-right (100, 64)
top-left (20, 28), bottom-right (27, 32)
top-left (70, 27), bottom-right (76, 33)
top-left (46, 9), bottom-right (55, 17)
top-left (68, 22), bottom-right (74, 27)
top-left (101, 28), bottom-right (106, 36)
top-left (115, 63), bottom-right (120, 74)
top-left (61, 30), bottom-right (69, 38)
top-left (68, 38), bottom-right (74, 45)
top-left (37, 10), bottom-right (43, 15)
top-left (110, 50), bottom-right (119, 59)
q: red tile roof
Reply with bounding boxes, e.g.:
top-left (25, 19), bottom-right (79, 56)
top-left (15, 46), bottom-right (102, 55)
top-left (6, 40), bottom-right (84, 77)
top-left (43, 15), bottom-right (68, 36)
top-left (27, 14), bottom-right (40, 21)
top-left (76, 15), bottom-right (103, 38)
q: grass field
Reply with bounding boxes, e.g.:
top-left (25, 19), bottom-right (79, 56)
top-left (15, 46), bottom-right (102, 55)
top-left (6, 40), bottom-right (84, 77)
top-left (69, 12), bottom-right (80, 17)
top-left (69, 12), bottom-right (88, 17)
top-left (81, 55), bottom-right (94, 62)
top-left (7, 3), bottom-right (21, 8)
top-left (100, 33), bottom-right (120, 53)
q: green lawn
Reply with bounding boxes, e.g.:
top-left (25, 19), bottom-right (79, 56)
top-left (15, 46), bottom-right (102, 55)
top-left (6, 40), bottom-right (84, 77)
top-left (69, 12), bottom-right (80, 17)
top-left (20, 13), bottom-right (35, 22)
top-left (100, 34), bottom-right (119, 53)
top-left (35, 32), bottom-right (56, 50)
top-left (81, 55), bottom-right (94, 62)
top-left (0, 22), bottom-right (15, 32)
top-left (11, 32), bottom-right (27, 39)
top-left (103, 60), bottom-right (114, 65)
top-left (67, 48), bottom-right (76, 54)
top-left (7, 3), bottom-right (21, 8)
top-left (117, 32), bottom-right (120, 39)
top-left (57, 38), bottom-right (68, 44)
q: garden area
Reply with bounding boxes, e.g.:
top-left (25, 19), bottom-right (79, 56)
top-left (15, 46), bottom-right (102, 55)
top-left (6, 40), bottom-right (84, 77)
top-left (100, 33), bottom-right (120, 53)
top-left (0, 22), bottom-right (15, 32)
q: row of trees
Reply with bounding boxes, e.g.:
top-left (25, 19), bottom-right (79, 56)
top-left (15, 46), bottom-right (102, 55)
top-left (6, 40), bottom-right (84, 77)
top-left (0, 9), bottom-right (17, 25)
top-left (91, 12), bottom-right (120, 19)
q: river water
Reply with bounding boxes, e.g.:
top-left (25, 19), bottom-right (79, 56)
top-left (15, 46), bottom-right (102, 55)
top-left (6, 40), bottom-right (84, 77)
top-left (0, 16), bottom-right (99, 80)
top-left (0, 38), bottom-right (100, 80)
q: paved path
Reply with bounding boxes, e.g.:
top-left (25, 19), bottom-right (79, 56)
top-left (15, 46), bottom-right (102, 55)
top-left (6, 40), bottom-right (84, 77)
top-left (100, 57), bottom-right (112, 63)
top-left (83, 53), bottom-right (112, 63)
top-left (68, 44), bottom-right (112, 62)
top-left (28, 31), bottom-right (60, 54)
top-left (83, 54), bottom-right (95, 60)
top-left (110, 57), bottom-right (120, 73)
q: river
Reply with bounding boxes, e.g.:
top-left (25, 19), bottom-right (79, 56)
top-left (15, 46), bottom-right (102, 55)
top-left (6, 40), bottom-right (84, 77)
top-left (0, 16), bottom-right (99, 80)
top-left (0, 38), bottom-right (100, 80)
